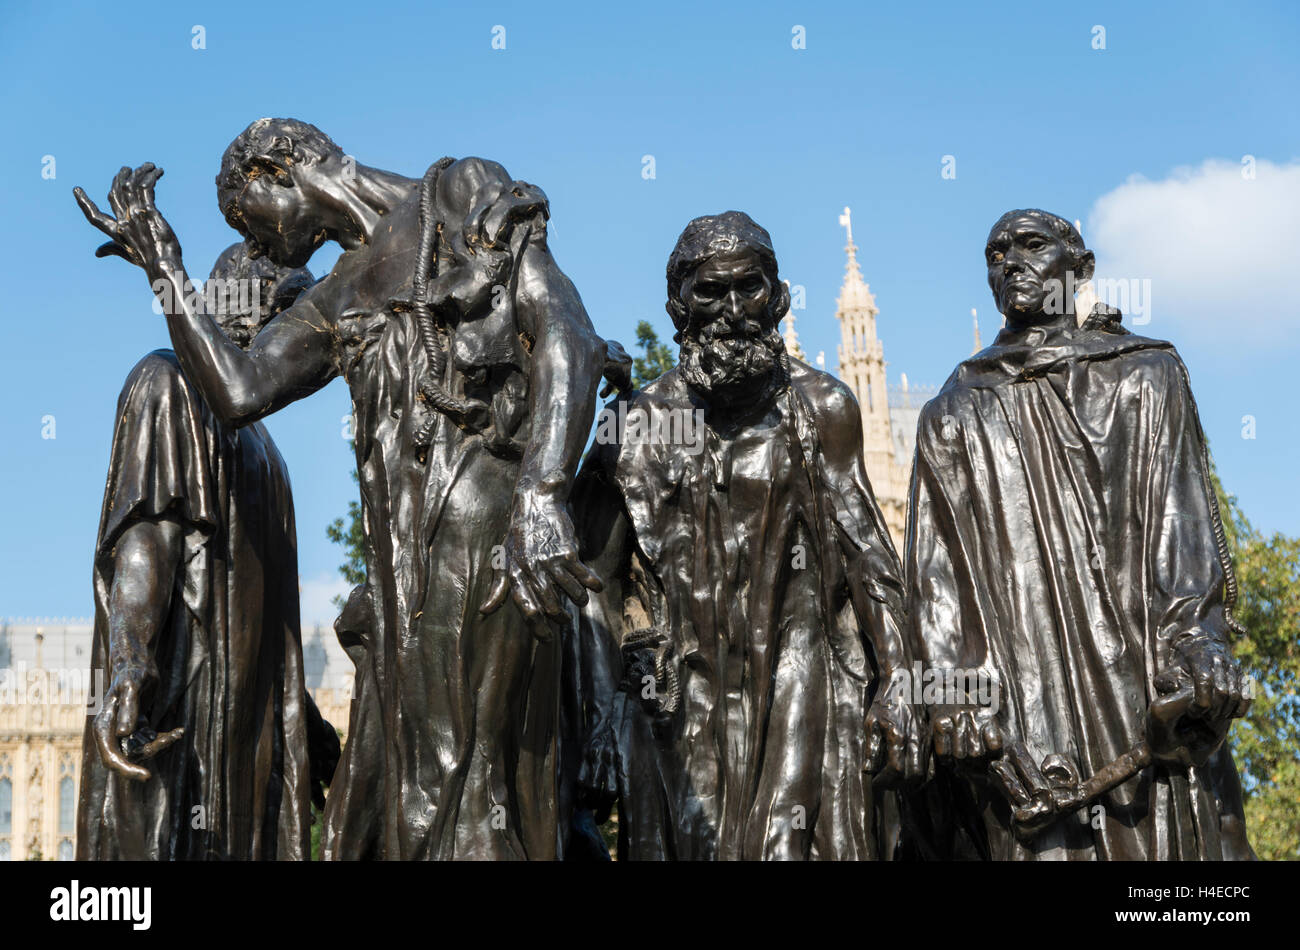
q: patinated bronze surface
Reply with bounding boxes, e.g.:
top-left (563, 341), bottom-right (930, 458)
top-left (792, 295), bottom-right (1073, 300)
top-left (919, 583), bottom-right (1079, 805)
top-left (73, 129), bottom-right (1259, 862)
top-left (571, 212), bottom-right (922, 860)
top-left (76, 242), bottom-right (335, 860)
top-left (904, 209), bottom-right (1254, 860)
top-left (76, 120), bottom-right (609, 860)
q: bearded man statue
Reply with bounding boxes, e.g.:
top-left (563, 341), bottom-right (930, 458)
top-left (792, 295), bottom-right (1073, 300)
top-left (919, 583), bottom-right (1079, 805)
top-left (569, 211), bottom-right (922, 860)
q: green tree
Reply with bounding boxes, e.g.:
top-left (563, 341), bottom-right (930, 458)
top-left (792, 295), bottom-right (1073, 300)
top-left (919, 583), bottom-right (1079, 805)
top-left (631, 320), bottom-right (676, 388)
top-left (1213, 466), bottom-right (1300, 860)
top-left (310, 802), bottom-right (324, 861)
top-left (326, 445), bottom-right (366, 609)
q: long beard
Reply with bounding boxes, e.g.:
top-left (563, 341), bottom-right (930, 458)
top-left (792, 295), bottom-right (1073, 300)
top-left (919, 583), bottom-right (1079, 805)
top-left (678, 319), bottom-right (787, 408)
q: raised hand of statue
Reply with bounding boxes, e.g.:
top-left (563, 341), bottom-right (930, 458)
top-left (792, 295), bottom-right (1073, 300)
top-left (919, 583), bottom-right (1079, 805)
top-left (864, 679), bottom-right (925, 785)
top-left (73, 164), bottom-right (182, 277)
top-left (480, 480), bottom-right (603, 628)
top-left (93, 659), bottom-right (184, 783)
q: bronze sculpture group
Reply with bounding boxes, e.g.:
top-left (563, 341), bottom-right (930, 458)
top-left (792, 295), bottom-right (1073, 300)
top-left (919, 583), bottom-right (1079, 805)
top-left (72, 119), bottom-right (1255, 861)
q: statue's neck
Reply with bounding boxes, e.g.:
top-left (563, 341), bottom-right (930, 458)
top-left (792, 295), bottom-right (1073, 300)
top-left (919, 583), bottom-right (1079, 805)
top-left (328, 166), bottom-right (418, 249)
top-left (1004, 309), bottom-right (1077, 333)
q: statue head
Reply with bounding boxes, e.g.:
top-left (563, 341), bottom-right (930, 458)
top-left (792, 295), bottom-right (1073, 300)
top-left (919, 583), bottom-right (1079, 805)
top-left (208, 242), bottom-right (314, 348)
top-left (985, 209), bottom-right (1095, 327)
top-left (216, 118), bottom-right (345, 268)
top-left (666, 211), bottom-right (791, 405)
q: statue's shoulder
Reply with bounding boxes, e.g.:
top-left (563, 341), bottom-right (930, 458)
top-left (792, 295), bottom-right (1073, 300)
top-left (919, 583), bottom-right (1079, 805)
top-left (120, 349), bottom-right (187, 398)
top-left (1066, 325), bottom-right (1189, 395)
top-left (919, 368), bottom-right (972, 422)
top-left (112, 349), bottom-right (212, 437)
top-left (789, 357), bottom-right (858, 418)
top-left (1112, 334), bottom-right (1184, 373)
top-left (129, 347), bottom-right (181, 374)
top-left (632, 367), bottom-right (693, 410)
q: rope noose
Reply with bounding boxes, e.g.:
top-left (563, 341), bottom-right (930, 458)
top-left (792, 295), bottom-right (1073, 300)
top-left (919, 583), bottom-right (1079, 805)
top-left (1202, 440), bottom-right (1248, 638)
top-left (411, 158), bottom-right (481, 455)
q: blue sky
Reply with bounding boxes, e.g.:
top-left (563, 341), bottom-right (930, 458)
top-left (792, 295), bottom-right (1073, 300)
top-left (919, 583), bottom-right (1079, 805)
top-left (1, 0), bottom-right (1297, 623)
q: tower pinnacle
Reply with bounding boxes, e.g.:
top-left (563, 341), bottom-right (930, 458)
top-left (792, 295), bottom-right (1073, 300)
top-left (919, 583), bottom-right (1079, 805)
top-left (782, 310), bottom-right (805, 360)
top-left (832, 205), bottom-right (906, 547)
top-left (836, 206), bottom-right (874, 313)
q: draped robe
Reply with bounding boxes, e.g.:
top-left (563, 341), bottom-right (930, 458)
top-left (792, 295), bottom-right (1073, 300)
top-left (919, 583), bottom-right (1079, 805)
top-left (905, 318), bottom-right (1253, 861)
top-left (573, 361), bottom-right (907, 860)
top-left (77, 350), bottom-right (312, 860)
top-left (319, 181), bottom-right (562, 861)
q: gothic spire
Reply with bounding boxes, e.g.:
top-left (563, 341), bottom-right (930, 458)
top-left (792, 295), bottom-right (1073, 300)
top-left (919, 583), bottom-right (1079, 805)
top-left (836, 207), bottom-right (875, 313)
top-left (782, 310), bottom-right (805, 359)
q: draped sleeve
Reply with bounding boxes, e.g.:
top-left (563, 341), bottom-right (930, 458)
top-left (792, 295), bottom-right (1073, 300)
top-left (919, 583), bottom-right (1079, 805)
top-left (1141, 349), bottom-right (1235, 669)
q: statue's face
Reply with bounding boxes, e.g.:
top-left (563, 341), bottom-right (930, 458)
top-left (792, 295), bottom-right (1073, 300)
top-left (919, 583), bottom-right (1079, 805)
top-left (676, 246), bottom-right (783, 404)
top-left (985, 214), bottom-right (1073, 324)
top-left (680, 248), bottom-right (775, 338)
top-left (234, 167), bottom-right (327, 268)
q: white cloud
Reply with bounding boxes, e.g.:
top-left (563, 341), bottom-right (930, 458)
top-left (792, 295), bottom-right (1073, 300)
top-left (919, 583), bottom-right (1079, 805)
top-left (1085, 158), bottom-right (1300, 346)
top-left (299, 570), bottom-right (351, 628)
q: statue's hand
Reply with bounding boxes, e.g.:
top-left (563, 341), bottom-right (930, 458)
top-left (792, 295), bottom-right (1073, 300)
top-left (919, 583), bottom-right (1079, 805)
top-left (92, 659), bottom-right (181, 782)
top-left (988, 740), bottom-right (1066, 840)
top-left (1148, 644), bottom-right (1248, 767)
top-left (865, 674), bottom-right (925, 785)
top-left (599, 340), bottom-right (634, 398)
top-left (479, 486), bottom-right (603, 629)
top-left (477, 181), bottom-right (549, 251)
top-left (931, 704), bottom-right (1003, 767)
top-left (427, 243), bottom-right (514, 312)
top-left (74, 163), bottom-right (182, 275)
top-left (1169, 635), bottom-right (1252, 733)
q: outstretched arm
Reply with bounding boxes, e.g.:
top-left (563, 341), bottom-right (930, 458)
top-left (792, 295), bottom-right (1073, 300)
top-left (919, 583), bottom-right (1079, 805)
top-left (95, 518), bottom-right (185, 781)
top-left (481, 237), bottom-right (608, 622)
top-left (74, 165), bottom-right (337, 426)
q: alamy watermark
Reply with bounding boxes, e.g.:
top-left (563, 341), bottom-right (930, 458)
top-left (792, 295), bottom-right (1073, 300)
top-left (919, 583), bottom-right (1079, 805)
top-left (594, 402), bottom-right (706, 456)
top-left (885, 661), bottom-right (1000, 714)
top-left (149, 276), bottom-right (264, 319)
top-left (0, 664), bottom-right (107, 715)
top-left (1046, 270), bottom-right (1152, 325)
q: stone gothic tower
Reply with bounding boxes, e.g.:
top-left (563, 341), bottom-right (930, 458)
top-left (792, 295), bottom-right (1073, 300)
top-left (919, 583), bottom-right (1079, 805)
top-left (781, 307), bottom-right (805, 360)
top-left (834, 207), bottom-right (909, 546)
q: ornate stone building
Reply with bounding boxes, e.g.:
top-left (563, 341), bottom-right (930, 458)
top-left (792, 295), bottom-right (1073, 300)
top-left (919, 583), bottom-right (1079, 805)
top-left (0, 620), bottom-right (93, 861)
top-left (783, 208), bottom-right (938, 549)
top-left (0, 618), bottom-right (352, 861)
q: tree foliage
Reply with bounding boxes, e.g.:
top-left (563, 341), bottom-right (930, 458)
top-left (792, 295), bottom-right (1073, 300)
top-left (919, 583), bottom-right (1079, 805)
top-left (631, 320), bottom-right (676, 389)
top-left (325, 450), bottom-right (366, 609)
top-left (1213, 465), bottom-right (1300, 860)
